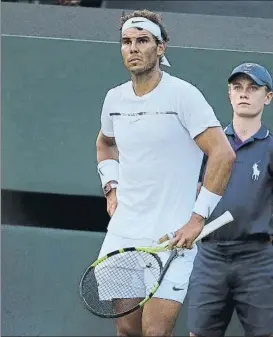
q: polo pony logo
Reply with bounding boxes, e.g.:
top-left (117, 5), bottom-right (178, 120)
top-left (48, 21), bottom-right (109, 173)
top-left (252, 161), bottom-right (261, 181)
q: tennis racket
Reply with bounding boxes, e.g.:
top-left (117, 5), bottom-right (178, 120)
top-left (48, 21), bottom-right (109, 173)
top-left (79, 211), bottom-right (233, 318)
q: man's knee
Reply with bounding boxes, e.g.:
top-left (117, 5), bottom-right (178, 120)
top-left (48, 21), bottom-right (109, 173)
top-left (116, 318), bottom-right (142, 337)
top-left (116, 326), bottom-right (142, 337)
top-left (142, 324), bottom-right (173, 337)
top-left (115, 308), bottom-right (143, 337)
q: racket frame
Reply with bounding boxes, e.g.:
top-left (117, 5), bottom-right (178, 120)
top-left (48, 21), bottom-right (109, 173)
top-left (79, 247), bottom-right (164, 318)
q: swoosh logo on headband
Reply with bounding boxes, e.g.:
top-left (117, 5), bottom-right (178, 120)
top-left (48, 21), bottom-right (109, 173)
top-left (131, 20), bottom-right (145, 23)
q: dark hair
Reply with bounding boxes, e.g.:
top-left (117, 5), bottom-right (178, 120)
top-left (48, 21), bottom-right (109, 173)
top-left (120, 9), bottom-right (170, 43)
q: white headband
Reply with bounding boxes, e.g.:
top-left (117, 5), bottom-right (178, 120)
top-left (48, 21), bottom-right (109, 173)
top-left (121, 17), bottom-right (171, 67)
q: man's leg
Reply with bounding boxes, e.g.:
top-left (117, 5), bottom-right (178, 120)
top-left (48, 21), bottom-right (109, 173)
top-left (187, 242), bottom-right (234, 337)
top-left (141, 246), bottom-right (197, 336)
top-left (115, 302), bottom-right (143, 337)
top-left (232, 241), bottom-right (273, 337)
top-left (142, 298), bottom-right (181, 336)
top-left (98, 232), bottom-right (146, 336)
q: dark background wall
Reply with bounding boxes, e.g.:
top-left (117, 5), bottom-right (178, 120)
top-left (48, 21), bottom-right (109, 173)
top-left (1, 3), bottom-right (273, 336)
top-left (2, 3), bottom-right (273, 198)
top-left (101, 1), bottom-right (273, 19)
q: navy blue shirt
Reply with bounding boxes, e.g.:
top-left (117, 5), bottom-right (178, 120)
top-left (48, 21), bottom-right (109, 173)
top-left (200, 124), bottom-right (273, 240)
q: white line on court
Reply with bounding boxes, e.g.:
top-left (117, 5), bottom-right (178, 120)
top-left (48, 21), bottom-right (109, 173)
top-left (2, 33), bottom-right (273, 55)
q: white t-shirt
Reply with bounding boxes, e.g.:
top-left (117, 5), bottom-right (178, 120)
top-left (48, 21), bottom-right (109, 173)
top-left (100, 71), bottom-right (221, 240)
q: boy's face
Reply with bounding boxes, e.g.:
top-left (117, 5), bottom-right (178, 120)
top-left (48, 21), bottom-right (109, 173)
top-left (228, 74), bottom-right (272, 118)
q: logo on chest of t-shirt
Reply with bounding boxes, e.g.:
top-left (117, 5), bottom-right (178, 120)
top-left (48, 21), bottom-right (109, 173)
top-left (129, 118), bottom-right (141, 124)
top-left (252, 161), bottom-right (261, 181)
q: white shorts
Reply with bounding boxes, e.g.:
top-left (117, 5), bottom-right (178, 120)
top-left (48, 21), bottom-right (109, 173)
top-left (97, 231), bottom-right (197, 304)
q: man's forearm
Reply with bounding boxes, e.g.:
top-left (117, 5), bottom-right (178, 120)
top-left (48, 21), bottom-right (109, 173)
top-left (192, 149), bottom-right (235, 219)
top-left (96, 133), bottom-right (119, 163)
top-left (97, 143), bottom-right (119, 163)
top-left (203, 149), bottom-right (235, 195)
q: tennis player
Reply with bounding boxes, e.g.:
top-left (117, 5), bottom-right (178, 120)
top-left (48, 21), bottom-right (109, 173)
top-left (187, 63), bottom-right (273, 337)
top-left (96, 9), bottom-right (235, 336)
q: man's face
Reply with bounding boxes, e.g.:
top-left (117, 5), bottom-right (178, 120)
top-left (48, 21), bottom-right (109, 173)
top-left (228, 75), bottom-right (272, 118)
top-left (121, 27), bottom-right (165, 75)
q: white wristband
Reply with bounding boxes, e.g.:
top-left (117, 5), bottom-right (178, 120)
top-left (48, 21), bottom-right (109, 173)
top-left (97, 159), bottom-right (119, 188)
top-left (193, 186), bottom-right (222, 219)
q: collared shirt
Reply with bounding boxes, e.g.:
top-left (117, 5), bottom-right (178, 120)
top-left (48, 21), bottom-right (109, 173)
top-left (199, 123), bottom-right (273, 241)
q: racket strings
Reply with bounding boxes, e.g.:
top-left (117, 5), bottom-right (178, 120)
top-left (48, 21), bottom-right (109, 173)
top-left (80, 251), bottom-right (161, 317)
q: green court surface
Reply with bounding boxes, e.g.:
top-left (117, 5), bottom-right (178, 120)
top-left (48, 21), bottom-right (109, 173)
top-left (1, 224), bottom-right (244, 336)
top-left (2, 36), bottom-right (273, 196)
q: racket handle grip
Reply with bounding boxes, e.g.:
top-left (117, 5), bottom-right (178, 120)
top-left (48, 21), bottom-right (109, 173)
top-left (193, 211), bottom-right (234, 243)
top-left (157, 211), bottom-right (234, 248)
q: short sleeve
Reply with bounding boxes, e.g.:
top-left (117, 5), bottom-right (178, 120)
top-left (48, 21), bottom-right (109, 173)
top-left (178, 83), bottom-right (221, 139)
top-left (268, 138), bottom-right (273, 177)
top-left (101, 90), bottom-right (115, 137)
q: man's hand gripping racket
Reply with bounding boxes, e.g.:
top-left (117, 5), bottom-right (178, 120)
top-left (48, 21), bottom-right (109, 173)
top-left (79, 211), bottom-right (233, 319)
